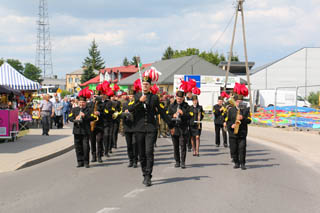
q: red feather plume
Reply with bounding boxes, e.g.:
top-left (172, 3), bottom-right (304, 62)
top-left (78, 87), bottom-right (93, 99)
top-left (113, 84), bottom-right (120, 92)
top-left (150, 84), bottom-right (159, 95)
top-left (192, 87), bottom-right (201, 95)
top-left (221, 91), bottom-right (230, 99)
top-left (179, 79), bottom-right (189, 93)
top-left (133, 79), bottom-right (142, 92)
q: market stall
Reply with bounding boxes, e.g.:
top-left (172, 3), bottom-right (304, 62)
top-left (0, 85), bottom-right (21, 141)
top-left (0, 63), bottom-right (42, 140)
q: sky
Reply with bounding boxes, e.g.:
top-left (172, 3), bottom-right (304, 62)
top-left (0, 0), bottom-right (320, 78)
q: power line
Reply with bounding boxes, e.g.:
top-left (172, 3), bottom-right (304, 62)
top-left (210, 11), bottom-right (236, 52)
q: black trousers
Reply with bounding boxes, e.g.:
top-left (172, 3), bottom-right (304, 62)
top-left (112, 121), bottom-right (120, 148)
top-left (125, 132), bottom-right (138, 163)
top-left (103, 126), bottom-right (112, 154)
top-left (74, 134), bottom-right (90, 164)
top-left (55, 115), bottom-right (63, 129)
top-left (41, 114), bottom-right (50, 134)
top-left (229, 137), bottom-right (247, 164)
top-left (215, 124), bottom-right (227, 145)
top-left (171, 134), bottom-right (188, 163)
top-left (91, 128), bottom-right (104, 158)
top-left (187, 127), bottom-right (192, 149)
top-left (135, 132), bottom-right (155, 178)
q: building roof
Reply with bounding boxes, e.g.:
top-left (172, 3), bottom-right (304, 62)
top-left (119, 55), bottom-right (234, 85)
top-left (42, 77), bottom-right (66, 85)
top-left (100, 64), bottom-right (152, 74)
top-left (250, 47), bottom-right (320, 75)
top-left (218, 61), bottom-right (255, 75)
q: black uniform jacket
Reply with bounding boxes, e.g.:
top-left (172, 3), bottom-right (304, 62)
top-left (69, 106), bottom-right (96, 135)
top-left (190, 104), bottom-right (204, 129)
top-left (213, 104), bottom-right (227, 125)
top-left (168, 101), bottom-right (192, 136)
top-left (112, 100), bottom-right (122, 122)
top-left (226, 106), bottom-right (252, 138)
top-left (88, 100), bottom-right (105, 131)
top-left (101, 100), bottom-right (115, 128)
top-left (121, 100), bottom-right (134, 133)
top-left (128, 92), bottom-right (173, 133)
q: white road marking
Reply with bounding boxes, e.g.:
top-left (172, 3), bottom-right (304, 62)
top-left (123, 188), bottom-right (146, 198)
top-left (96, 208), bottom-right (120, 213)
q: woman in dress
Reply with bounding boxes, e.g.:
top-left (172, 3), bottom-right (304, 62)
top-left (189, 95), bottom-right (204, 156)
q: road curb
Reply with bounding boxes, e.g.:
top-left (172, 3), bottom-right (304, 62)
top-left (16, 144), bottom-right (74, 170)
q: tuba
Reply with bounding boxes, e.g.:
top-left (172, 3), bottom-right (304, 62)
top-left (234, 107), bottom-right (241, 134)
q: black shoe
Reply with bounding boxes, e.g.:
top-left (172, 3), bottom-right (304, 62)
top-left (143, 176), bottom-right (147, 185)
top-left (128, 162), bottom-right (133, 167)
top-left (105, 153), bottom-right (110, 158)
top-left (216, 144), bottom-right (220, 147)
top-left (91, 157), bottom-right (97, 162)
top-left (181, 162), bottom-right (186, 169)
top-left (109, 150), bottom-right (113, 154)
top-left (224, 144), bottom-right (228, 148)
top-left (46, 133), bottom-right (49, 136)
top-left (162, 135), bottom-right (167, 138)
top-left (98, 157), bottom-right (103, 163)
top-left (174, 162), bottom-right (180, 168)
top-left (240, 164), bottom-right (247, 170)
top-left (84, 164), bottom-right (90, 168)
top-left (133, 162), bottom-right (138, 168)
top-left (77, 163), bottom-right (84, 168)
top-left (144, 176), bottom-right (152, 187)
top-left (233, 163), bottom-right (240, 169)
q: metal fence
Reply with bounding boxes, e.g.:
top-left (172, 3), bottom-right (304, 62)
top-left (272, 85), bottom-right (320, 130)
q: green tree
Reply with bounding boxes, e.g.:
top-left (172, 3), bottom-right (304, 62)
top-left (61, 90), bottom-right (72, 98)
top-left (123, 57), bottom-right (129, 66)
top-left (162, 47), bottom-right (239, 65)
top-left (130, 56), bottom-right (140, 67)
top-left (24, 63), bottom-right (42, 83)
top-left (81, 66), bottom-right (96, 84)
top-left (81, 39), bottom-right (105, 83)
top-left (83, 39), bottom-right (105, 71)
top-left (162, 46), bottom-right (174, 60)
top-left (0, 58), bottom-right (4, 66)
top-left (307, 91), bottom-right (320, 106)
top-left (6, 59), bottom-right (24, 74)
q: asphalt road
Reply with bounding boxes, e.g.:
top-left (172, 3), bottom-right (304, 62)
top-left (0, 131), bottom-right (320, 213)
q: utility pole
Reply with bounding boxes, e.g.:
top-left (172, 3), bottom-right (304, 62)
top-left (36, 0), bottom-right (53, 79)
top-left (224, 0), bottom-right (254, 113)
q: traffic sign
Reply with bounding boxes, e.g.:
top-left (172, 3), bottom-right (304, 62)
top-left (184, 75), bottom-right (201, 88)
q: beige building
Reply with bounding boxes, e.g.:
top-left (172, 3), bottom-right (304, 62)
top-left (66, 68), bottom-right (99, 93)
top-left (66, 69), bottom-right (84, 93)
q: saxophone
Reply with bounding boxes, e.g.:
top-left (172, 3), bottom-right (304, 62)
top-left (90, 101), bottom-right (99, 132)
top-left (234, 107), bottom-right (241, 134)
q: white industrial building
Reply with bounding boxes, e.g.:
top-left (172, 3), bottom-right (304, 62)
top-left (250, 47), bottom-right (320, 97)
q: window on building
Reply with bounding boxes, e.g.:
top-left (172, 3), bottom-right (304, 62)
top-left (69, 78), bottom-right (73, 83)
top-left (75, 78), bottom-right (80, 83)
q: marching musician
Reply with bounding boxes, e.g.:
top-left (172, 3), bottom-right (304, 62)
top-left (168, 90), bottom-right (192, 169)
top-left (68, 88), bottom-right (97, 168)
top-left (128, 69), bottom-right (173, 187)
top-left (226, 91), bottom-right (251, 170)
top-left (189, 95), bottom-right (204, 157)
top-left (89, 94), bottom-right (104, 163)
top-left (213, 96), bottom-right (228, 147)
top-left (122, 90), bottom-right (138, 168)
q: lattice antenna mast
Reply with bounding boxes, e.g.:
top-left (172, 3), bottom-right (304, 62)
top-left (36, 0), bottom-right (53, 78)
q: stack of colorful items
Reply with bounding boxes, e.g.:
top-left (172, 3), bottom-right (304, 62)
top-left (253, 106), bottom-right (320, 129)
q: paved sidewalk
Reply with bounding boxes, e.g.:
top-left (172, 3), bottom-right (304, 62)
top-left (0, 126), bottom-right (74, 173)
top-left (203, 121), bottom-right (320, 171)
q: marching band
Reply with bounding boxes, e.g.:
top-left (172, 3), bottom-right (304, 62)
top-left (69, 68), bottom-right (251, 186)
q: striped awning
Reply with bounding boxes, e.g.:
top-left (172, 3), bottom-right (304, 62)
top-left (0, 62), bottom-right (41, 90)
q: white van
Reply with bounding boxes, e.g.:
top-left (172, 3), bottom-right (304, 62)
top-left (252, 89), bottom-right (311, 108)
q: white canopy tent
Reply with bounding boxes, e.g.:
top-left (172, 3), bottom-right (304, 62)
top-left (0, 62), bottom-right (41, 90)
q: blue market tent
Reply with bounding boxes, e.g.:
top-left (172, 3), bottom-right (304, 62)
top-left (0, 62), bottom-right (41, 90)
